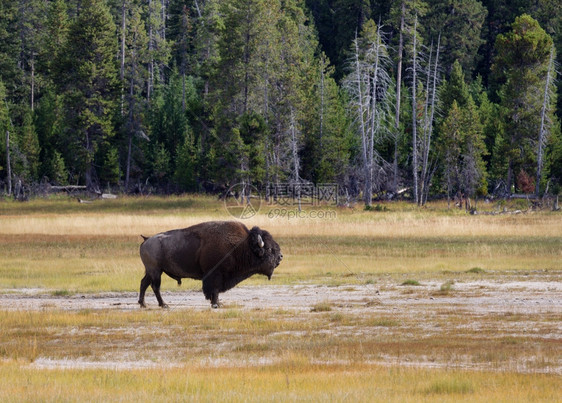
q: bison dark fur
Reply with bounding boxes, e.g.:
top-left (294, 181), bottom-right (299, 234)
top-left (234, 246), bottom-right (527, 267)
top-left (138, 221), bottom-right (282, 308)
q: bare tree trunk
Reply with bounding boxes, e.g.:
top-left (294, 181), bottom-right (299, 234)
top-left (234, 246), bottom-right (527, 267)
top-left (161, 0), bottom-right (167, 41)
top-left (147, 0), bottom-right (153, 102)
top-left (446, 168), bottom-right (451, 209)
top-left (419, 42), bottom-right (432, 205)
top-left (419, 34), bottom-right (440, 206)
top-left (353, 33), bottom-right (368, 187)
top-left (507, 159), bottom-right (513, 196)
top-left (411, 15), bottom-right (419, 205)
top-left (290, 109), bottom-right (301, 211)
top-left (194, 0), bottom-right (202, 19)
top-left (125, 55), bottom-right (136, 190)
top-left (365, 28), bottom-right (383, 207)
top-left (125, 131), bottom-right (132, 190)
top-left (120, 0), bottom-right (126, 115)
top-left (393, 1), bottom-right (405, 194)
top-left (536, 46), bottom-right (554, 197)
top-left (159, 0), bottom-right (168, 85)
top-left (319, 55), bottom-right (325, 155)
top-left (242, 5), bottom-right (251, 114)
top-left (30, 56), bottom-right (35, 111)
top-left (351, 33), bottom-right (370, 206)
top-left (6, 130), bottom-right (12, 196)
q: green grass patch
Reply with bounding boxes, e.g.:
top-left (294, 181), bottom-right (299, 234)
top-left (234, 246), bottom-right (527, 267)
top-left (0, 194), bottom-right (214, 216)
top-left (423, 378), bottom-right (475, 395)
top-left (466, 267), bottom-right (486, 274)
top-left (401, 279), bottom-right (421, 286)
top-left (51, 290), bottom-right (72, 297)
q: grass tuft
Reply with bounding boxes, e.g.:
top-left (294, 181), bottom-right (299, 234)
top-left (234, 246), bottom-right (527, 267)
top-left (51, 290), bottom-right (72, 297)
top-left (310, 302), bottom-right (333, 312)
top-left (364, 204), bottom-right (388, 212)
top-left (466, 267), bottom-right (486, 274)
top-left (423, 378), bottom-right (475, 395)
top-left (401, 279), bottom-right (421, 286)
top-left (432, 280), bottom-right (455, 296)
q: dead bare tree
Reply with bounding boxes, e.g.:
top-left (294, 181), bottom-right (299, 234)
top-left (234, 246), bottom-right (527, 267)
top-left (344, 21), bottom-right (393, 207)
top-left (418, 34), bottom-right (440, 205)
top-left (411, 15), bottom-right (419, 204)
top-left (289, 108), bottom-right (302, 211)
top-left (5, 130), bottom-right (11, 196)
top-left (392, 1), bottom-right (406, 193)
top-left (536, 46), bottom-right (556, 197)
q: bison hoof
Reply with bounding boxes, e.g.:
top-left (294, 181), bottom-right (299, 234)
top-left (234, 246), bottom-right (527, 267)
top-left (139, 302), bottom-right (146, 308)
top-left (211, 303), bottom-right (219, 309)
top-left (160, 303), bottom-right (169, 309)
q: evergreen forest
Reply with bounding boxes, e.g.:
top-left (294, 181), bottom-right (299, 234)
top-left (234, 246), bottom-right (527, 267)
top-left (1, 0), bottom-right (561, 206)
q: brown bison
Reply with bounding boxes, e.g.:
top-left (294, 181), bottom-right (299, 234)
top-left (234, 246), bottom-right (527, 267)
top-left (138, 221), bottom-right (282, 308)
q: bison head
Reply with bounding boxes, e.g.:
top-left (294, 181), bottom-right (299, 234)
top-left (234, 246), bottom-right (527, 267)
top-left (249, 226), bottom-right (282, 279)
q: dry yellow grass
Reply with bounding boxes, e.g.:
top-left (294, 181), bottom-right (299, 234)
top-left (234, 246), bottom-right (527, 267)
top-left (2, 208), bottom-right (561, 238)
top-left (1, 196), bottom-right (561, 400)
top-left (0, 361), bottom-right (559, 402)
top-left (0, 196), bottom-right (561, 290)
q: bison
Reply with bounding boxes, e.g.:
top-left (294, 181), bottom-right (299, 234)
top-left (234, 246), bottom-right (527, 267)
top-left (138, 221), bottom-right (282, 308)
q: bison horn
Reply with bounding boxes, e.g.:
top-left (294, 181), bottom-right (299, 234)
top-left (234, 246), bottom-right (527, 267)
top-left (257, 234), bottom-right (264, 248)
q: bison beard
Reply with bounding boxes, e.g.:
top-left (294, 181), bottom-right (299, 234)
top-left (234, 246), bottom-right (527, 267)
top-left (138, 221), bottom-right (282, 308)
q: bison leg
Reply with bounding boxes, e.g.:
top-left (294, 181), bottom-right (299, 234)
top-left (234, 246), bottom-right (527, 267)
top-left (210, 293), bottom-right (221, 309)
top-left (202, 279), bottom-right (220, 308)
top-left (138, 274), bottom-right (152, 308)
top-left (150, 276), bottom-right (169, 308)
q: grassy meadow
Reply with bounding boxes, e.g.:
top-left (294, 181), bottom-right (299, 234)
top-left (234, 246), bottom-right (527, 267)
top-left (1, 195), bottom-right (561, 291)
top-left (0, 195), bottom-right (560, 401)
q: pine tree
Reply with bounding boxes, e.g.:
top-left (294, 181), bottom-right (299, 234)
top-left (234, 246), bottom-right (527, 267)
top-left (48, 150), bottom-right (68, 185)
top-left (459, 96), bottom-right (488, 205)
top-left (16, 0), bottom-right (49, 110)
top-left (470, 75), bottom-right (504, 190)
top-left (0, 1), bottom-right (21, 101)
top-left (424, 0), bottom-right (487, 75)
top-left (100, 146), bottom-right (120, 187)
top-left (122, 2), bottom-right (150, 189)
top-left (307, 0), bottom-right (372, 80)
top-left (148, 70), bottom-right (191, 187)
top-left (40, 0), bottom-right (69, 84)
top-left (439, 97), bottom-right (487, 209)
top-left (146, 0), bottom-right (171, 101)
top-left (208, 0), bottom-right (319, 189)
top-left (17, 109), bottom-right (40, 182)
top-left (174, 129), bottom-right (198, 191)
top-left (0, 80), bottom-right (10, 189)
top-left (492, 14), bottom-right (555, 193)
top-left (302, 53), bottom-right (351, 184)
top-left (169, 0), bottom-right (194, 109)
top-left (57, 0), bottom-right (120, 191)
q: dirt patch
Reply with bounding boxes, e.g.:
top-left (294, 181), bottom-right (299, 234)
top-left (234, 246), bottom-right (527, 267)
top-left (1, 280), bottom-right (560, 315)
top-left (2, 278), bottom-right (561, 374)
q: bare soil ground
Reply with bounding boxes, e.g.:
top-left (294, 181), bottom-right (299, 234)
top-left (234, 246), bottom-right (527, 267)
top-left (2, 275), bottom-right (561, 374)
top-left (2, 277), bottom-right (560, 314)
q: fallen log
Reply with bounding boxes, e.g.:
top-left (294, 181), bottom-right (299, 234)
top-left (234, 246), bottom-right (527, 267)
top-left (50, 185), bottom-right (87, 192)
